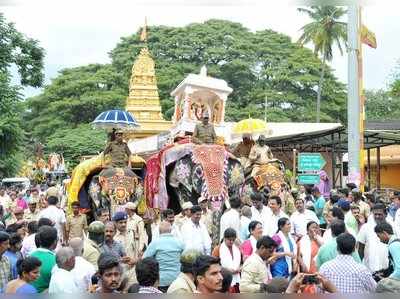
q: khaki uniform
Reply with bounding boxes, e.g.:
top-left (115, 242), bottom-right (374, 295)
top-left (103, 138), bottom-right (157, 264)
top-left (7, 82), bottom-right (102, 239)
top-left (66, 214), bottom-right (88, 240)
top-left (114, 230), bottom-right (137, 285)
top-left (193, 123), bottom-right (216, 144)
top-left (127, 214), bottom-right (147, 255)
top-left (167, 272), bottom-right (197, 294)
top-left (104, 140), bottom-right (131, 168)
top-left (248, 144), bottom-right (274, 176)
top-left (83, 239), bottom-right (101, 270)
top-left (24, 209), bottom-right (40, 223)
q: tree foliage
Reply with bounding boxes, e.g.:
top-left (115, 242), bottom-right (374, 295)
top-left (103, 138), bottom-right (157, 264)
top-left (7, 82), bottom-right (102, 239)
top-left (365, 89), bottom-right (400, 121)
top-left (0, 13), bottom-right (44, 177)
top-left (45, 124), bottom-right (107, 168)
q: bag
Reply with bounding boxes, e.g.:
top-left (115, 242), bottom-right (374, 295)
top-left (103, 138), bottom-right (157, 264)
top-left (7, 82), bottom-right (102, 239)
top-left (372, 238), bottom-right (400, 282)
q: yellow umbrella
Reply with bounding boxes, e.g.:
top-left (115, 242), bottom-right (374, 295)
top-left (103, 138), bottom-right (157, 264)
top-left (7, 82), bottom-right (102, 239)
top-left (231, 118), bottom-right (270, 137)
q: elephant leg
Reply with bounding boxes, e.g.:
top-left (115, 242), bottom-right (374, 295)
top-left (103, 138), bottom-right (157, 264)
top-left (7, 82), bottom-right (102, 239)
top-left (210, 208), bottom-right (223, 248)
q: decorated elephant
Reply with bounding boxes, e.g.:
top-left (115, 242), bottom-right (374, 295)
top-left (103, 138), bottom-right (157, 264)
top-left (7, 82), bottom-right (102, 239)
top-left (157, 144), bottom-right (245, 245)
top-left (88, 167), bottom-right (144, 216)
top-left (67, 154), bottom-right (145, 221)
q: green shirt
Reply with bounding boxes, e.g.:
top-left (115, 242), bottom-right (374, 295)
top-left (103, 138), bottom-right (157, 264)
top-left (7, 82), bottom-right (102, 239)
top-left (316, 237), bottom-right (361, 270)
top-left (30, 248), bottom-right (56, 292)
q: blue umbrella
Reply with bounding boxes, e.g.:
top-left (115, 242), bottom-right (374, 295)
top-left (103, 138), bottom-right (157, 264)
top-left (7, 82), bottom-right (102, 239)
top-left (92, 110), bottom-right (140, 130)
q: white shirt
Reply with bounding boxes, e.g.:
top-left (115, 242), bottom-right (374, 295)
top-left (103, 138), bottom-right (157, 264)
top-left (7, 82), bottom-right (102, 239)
top-left (49, 266), bottom-right (80, 293)
top-left (71, 256), bottom-right (96, 292)
top-left (290, 209), bottom-right (320, 238)
top-left (180, 220), bottom-right (211, 255)
top-left (21, 233), bottom-right (37, 257)
top-left (38, 205), bottom-right (66, 239)
top-left (264, 210), bottom-right (288, 237)
top-left (251, 205), bottom-right (272, 234)
top-left (357, 220), bottom-right (391, 272)
top-left (220, 209), bottom-right (241, 241)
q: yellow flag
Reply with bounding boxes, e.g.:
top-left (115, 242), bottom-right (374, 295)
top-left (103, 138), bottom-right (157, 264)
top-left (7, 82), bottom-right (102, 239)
top-left (360, 24), bottom-right (377, 49)
top-left (140, 17), bottom-right (147, 42)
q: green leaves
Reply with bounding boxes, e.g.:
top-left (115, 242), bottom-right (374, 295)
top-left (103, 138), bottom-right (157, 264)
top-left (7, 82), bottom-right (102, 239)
top-left (0, 13), bottom-right (44, 177)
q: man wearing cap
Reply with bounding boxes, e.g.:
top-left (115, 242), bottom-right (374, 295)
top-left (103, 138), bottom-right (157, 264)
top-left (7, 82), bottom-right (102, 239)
top-left (337, 199), bottom-right (358, 235)
top-left (113, 211), bottom-right (139, 284)
top-left (83, 221), bottom-right (105, 270)
top-left (125, 202), bottom-right (147, 258)
top-left (103, 130), bottom-right (132, 168)
top-left (175, 202), bottom-right (193, 230)
top-left (24, 196), bottom-right (40, 222)
top-left (192, 111), bottom-right (217, 145)
top-left (248, 135), bottom-right (274, 177)
top-left (66, 201), bottom-right (88, 242)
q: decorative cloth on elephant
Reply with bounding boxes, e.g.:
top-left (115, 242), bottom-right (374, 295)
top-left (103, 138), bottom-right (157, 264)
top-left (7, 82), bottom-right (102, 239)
top-left (191, 144), bottom-right (228, 203)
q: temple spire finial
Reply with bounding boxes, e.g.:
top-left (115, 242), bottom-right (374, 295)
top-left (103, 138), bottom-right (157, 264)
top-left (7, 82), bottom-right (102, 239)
top-left (140, 17), bottom-right (148, 42)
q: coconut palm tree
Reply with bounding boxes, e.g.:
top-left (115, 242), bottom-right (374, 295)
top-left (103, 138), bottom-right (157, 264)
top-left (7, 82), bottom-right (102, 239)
top-left (298, 6), bottom-right (347, 122)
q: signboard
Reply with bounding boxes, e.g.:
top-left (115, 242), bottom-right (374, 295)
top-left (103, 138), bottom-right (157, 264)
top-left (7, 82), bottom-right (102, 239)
top-left (298, 174), bottom-right (320, 185)
top-left (298, 153), bottom-right (326, 172)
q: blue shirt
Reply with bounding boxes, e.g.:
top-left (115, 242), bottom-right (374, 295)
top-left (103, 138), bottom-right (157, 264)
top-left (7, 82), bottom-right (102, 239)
top-left (143, 233), bottom-right (184, 287)
top-left (389, 236), bottom-right (400, 279)
top-left (4, 251), bottom-right (20, 280)
top-left (314, 195), bottom-right (326, 224)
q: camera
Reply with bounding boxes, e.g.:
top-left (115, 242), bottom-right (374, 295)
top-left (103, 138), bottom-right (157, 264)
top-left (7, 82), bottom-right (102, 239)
top-left (302, 274), bottom-right (319, 284)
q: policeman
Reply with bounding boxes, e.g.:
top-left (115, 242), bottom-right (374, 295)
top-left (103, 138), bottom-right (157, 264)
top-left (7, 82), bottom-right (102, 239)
top-left (83, 221), bottom-right (105, 270)
top-left (103, 130), bottom-right (132, 168)
top-left (192, 111), bottom-right (217, 144)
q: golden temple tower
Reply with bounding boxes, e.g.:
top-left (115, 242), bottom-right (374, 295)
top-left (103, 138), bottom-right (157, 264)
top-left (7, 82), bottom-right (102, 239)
top-left (125, 20), bottom-right (171, 139)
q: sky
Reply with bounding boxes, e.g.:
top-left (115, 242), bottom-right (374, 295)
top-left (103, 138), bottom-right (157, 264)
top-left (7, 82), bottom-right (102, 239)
top-left (1, 0), bottom-right (399, 98)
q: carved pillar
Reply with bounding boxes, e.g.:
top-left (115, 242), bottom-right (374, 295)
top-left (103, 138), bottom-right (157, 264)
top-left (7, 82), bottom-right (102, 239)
top-left (182, 94), bottom-right (191, 120)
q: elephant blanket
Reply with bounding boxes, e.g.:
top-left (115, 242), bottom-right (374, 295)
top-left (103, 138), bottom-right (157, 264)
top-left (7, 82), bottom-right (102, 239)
top-left (191, 144), bottom-right (228, 203)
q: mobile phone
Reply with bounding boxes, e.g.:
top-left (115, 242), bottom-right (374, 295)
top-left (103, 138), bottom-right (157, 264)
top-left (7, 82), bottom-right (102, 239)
top-left (302, 274), bottom-right (319, 284)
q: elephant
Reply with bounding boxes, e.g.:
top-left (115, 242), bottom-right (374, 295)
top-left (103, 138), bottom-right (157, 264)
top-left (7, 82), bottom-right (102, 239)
top-left (87, 167), bottom-right (144, 217)
top-left (165, 144), bottom-right (245, 245)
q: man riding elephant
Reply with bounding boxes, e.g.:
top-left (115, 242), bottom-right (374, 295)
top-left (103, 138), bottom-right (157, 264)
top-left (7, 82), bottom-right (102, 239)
top-left (103, 130), bottom-right (132, 168)
top-left (192, 111), bottom-right (217, 144)
top-left (233, 134), bottom-right (254, 170)
top-left (248, 135), bottom-right (274, 177)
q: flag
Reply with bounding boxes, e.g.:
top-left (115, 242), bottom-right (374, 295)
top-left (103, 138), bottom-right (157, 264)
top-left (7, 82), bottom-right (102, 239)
top-left (140, 17), bottom-right (147, 42)
top-left (360, 24), bottom-right (377, 49)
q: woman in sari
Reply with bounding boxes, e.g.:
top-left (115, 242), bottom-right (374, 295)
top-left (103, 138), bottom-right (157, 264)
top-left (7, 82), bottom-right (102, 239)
top-left (6, 257), bottom-right (41, 294)
top-left (270, 218), bottom-right (297, 278)
top-left (240, 220), bottom-right (263, 261)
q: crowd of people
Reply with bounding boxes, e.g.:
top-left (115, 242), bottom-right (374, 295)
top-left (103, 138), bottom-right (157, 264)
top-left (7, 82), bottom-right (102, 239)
top-left (0, 181), bottom-right (399, 294)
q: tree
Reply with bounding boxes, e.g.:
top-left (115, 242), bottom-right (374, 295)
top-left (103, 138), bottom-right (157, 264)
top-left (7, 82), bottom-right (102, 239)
top-left (24, 64), bottom-right (125, 141)
top-left (365, 89), bottom-right (400, 121)
top-left (298, 6), bottom-right (347, 122)
top-left (110, 19), bottom-right (346, 122)
top-left (45, 124), bottom-right (107, 168)
top-left (0, 13), bottom-right (44, 177)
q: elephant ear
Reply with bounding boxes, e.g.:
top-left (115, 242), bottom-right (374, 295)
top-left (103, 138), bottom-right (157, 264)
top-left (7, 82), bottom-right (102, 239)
top-left (172, 158), bottom-right (192, 191)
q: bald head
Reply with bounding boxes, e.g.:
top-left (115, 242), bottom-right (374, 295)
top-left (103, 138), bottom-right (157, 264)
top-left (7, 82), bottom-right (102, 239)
top-left (69, 237), bottom-right (84, 256)
top-left (241, 205), bottom-right (252, 218)
top-left (159, 221), bottom-right (172, 234)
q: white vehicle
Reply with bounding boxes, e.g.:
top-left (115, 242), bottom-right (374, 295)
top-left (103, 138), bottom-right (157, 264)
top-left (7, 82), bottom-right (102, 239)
top-left (1, 177), bottom-right (30, 192)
